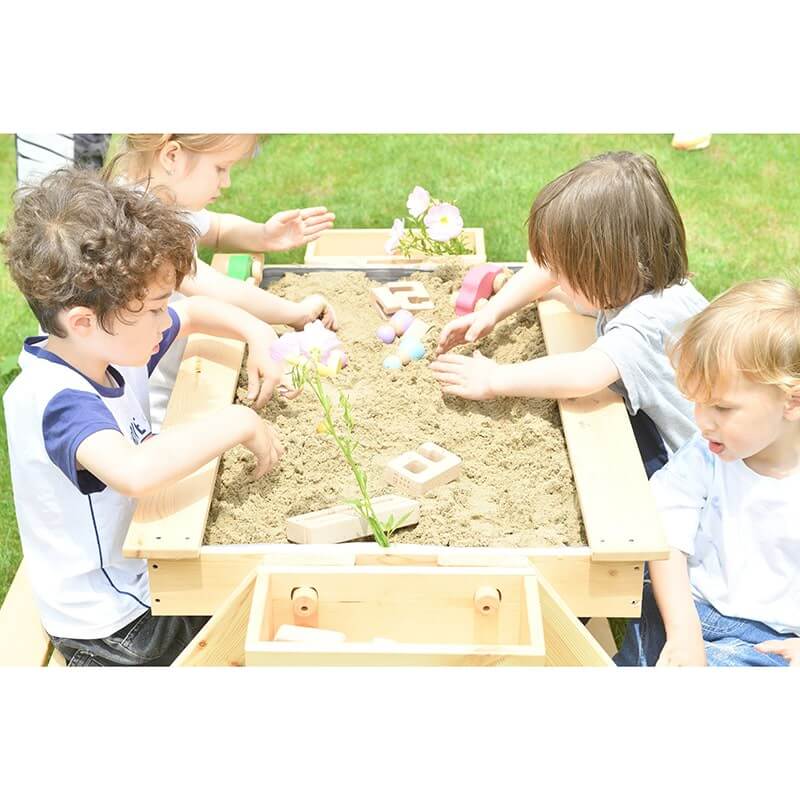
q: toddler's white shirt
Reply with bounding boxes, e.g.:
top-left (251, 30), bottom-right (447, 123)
top-left (650, 432), bottom-right (800, 635)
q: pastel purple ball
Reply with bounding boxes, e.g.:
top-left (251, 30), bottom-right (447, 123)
top-left (377, 325), bottom-right (396, 344)
top-left (390, 309), bottom-right (414, 335)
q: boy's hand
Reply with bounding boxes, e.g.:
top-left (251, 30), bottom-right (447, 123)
top-left (291, 294), bottom-right (338, 331)
top-left (262, 207), bottom-right (336, 252)
top-left (656, 635), bottom-right (707, 667)
top-left (436, 307), bottom-right (497, 355)
top-left (754, 638), bottom-right (800, 666)
top-left (244, 331), bottom-right (286, 408)
top-left (430, 350), bottom-right (497, 400)
top-left (240, 410), bottom-right (284, 480)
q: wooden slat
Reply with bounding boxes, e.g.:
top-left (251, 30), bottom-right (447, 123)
top-left (535, 284), bottom-right (669, 562)
top-left (304, 228), bottom-right (486, 270)
top-left (537, 573), bottom-right (615, 667)
top-left (173, 569), bottom-right (257, 667)
top-left (148, 544), bottom-right (643, 619)
top-left (0, 559), bottom-right (53, 667)
top-left (48, 648), bottom-right (67, 667)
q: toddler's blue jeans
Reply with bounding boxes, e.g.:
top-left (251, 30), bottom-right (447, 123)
top-left (614, 579), bottom-right (793, 667)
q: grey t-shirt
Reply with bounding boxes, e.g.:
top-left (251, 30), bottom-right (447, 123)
top-left (590, 281), bottom-right (708, 454)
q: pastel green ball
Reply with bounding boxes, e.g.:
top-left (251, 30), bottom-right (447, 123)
top-left (383, 355), bottom-right (403, 370)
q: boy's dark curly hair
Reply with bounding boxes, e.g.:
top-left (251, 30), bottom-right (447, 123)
top-left (1, 168), bottom-right (197, 337)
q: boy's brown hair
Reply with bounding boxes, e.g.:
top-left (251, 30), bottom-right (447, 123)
top-left (528, 151), bottom-right (689, 309)
top-left (1, 168), bottom-right (197, 337)
top-left (670, 278), bottom-right (800, 402)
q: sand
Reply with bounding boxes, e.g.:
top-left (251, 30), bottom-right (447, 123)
top-left (205, 265), bottom-right (585, 548)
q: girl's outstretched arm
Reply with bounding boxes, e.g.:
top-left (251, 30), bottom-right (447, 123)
top-left (430, 347), bottom-right (620, 401)
top-left (179, 259), bottom-right (337, 330)
top-left (200, 208), bottom-right (335, 253)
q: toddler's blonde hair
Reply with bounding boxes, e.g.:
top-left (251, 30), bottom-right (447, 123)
top-left (105, 134), bottom-right (259, 180)
top-left (671, 278), bottom-right (800, 401)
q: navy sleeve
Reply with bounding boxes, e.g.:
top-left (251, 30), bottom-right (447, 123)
top-left (42, 389), bottom-right (121, 494)
top-left (147, 306), bottom-right (182, 376)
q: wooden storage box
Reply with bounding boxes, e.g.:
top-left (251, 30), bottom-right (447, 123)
top-left (304, 227), bottom-right (487, 270)
top-left (245, 565), bottom-right (546, 666)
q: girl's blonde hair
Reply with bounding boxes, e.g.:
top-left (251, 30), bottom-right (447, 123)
top-left (670, 278), bottom-right (800, 402)
top-left (105, 134), bottom-right (259, 180)
top-left (528, 151), bottom-right (689, 309)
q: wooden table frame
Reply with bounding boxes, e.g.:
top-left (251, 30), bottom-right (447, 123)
top-left (122, 254), bottom-right (668, 626)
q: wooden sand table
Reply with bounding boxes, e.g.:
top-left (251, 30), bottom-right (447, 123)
top-left (206, 264), bottom-right (585, 548)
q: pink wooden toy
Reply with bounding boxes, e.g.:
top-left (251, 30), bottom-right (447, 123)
top-left (454, 264), bottom-right (505, 316)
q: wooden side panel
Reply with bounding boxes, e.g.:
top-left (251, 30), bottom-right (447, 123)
top-left (535, 284), bottom-right (669, 563)
top-left (304, 228), bottom-right (487, 269)
top-left (173, 569), bottom-right (257, 667)
top-left (537, 573), bottom-right (614, 666)
top-left (0, 559), bottom-right (52, 667)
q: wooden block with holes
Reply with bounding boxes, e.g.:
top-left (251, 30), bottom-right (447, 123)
top-left (384, 442), bottom-right (462, 497)
top-left (286, 495), bottom-right (420, 544)
top-left (370, 281), bottom-right (435, 319)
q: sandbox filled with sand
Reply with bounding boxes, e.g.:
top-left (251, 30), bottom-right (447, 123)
top-left (205, 265), bottom-right (586, 548)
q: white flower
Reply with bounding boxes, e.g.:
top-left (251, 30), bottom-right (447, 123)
top-left (385, 217), bottom-right (405, 253)
top-left (424, 203), bottom-right (464, 242)
top-left (406, 186), bottom-right (431, 218)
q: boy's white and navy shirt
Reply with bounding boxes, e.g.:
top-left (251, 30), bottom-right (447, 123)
top-left (3, 307), bottom-right (182, 639)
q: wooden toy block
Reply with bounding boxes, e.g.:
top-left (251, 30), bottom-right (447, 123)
top-left (455, 264), bottom-right (505, 316)
top-left (286, 495), bottom-right (420, 544)
top-left (370, 281), bottom-right (435, 319)
top-left (273, 624), bottom-right (346, 644)
top-left (400, 318), bottom-right (431, 344)
top-left (384, 442), bottom-right (462, 497)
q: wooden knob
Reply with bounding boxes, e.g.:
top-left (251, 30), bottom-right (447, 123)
top-left (291, 586), bottom-right (318, 618)
top-left (492, 272), bottom-right (508, 293)
top-left (251, 260), bottom-right (264, 283)
top-left (474, 586), bottom-right (501, 615)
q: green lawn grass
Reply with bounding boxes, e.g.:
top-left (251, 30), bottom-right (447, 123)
top-left (1, 133), bottom-right (799, 605)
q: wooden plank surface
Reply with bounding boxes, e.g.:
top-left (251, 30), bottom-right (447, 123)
top-left (0, 559), bottom-right (53, 667)
top-left (123, 255), bottom-right (246, 560)
top-left (535, 283), bottom-right (669, 562)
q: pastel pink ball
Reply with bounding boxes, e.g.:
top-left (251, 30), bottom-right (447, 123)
top-left (377, 325), bottom-right (396, 344)
top-left (390, 309), bottom-right (414, 335)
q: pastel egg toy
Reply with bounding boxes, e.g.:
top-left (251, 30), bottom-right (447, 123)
top-left (400, 339), bottom-right (426, 361)
top-left (383, 355), bottom-right (403, 370)
top-left (398, 349), bottom-right (412, 366)
top-left (389, 309), bottom-right (414, 336)
top-left (377, 324), bottom-right (396, 344)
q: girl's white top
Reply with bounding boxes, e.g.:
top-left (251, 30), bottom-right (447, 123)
top-left (148, 208), bottom-right (211, 432)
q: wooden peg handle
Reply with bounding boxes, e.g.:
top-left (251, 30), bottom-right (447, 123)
top-left (291, 586), bottom-right (318, 618)
top-left (474, 586), bottom-right (501, 615)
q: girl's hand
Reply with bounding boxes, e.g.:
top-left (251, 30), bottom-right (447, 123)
top-left (755, 638), bottom-right (800, 666)
top-left (429, 350), bottom-right (498, 401)
top-left (262, 207), bottom-right (336, 252)
top-left (656, 635), bottom-right (707, 667)
top-left (291, 294), bottom-right (338, 331)
top-left (240, 410), bottom-right (284, 480)
top-left (436, 306), bottom-right (497, 355)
